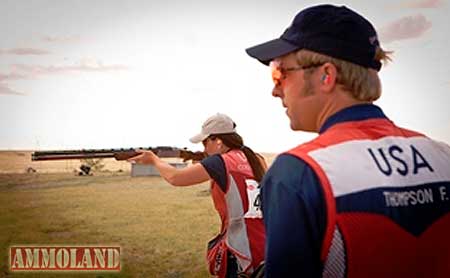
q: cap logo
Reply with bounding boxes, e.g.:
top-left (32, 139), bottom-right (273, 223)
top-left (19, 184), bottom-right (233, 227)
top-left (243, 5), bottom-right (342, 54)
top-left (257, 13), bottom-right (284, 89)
top-left (369, 35), bottom-right (378, 45)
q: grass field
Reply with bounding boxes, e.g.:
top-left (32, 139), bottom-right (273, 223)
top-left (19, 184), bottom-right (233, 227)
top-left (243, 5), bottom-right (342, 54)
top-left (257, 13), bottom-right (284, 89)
top-left (0, 151), bottom-right (277, 277)
top-left (0, 172), bottom-right (219, 277)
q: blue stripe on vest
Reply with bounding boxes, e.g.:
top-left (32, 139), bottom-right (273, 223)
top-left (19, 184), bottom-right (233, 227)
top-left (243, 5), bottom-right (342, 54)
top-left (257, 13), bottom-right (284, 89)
top-left (335, 182), bottom-right (450, 236)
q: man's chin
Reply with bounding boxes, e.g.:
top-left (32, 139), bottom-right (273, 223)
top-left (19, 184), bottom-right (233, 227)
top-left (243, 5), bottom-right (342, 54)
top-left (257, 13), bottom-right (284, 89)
top-left (289, 121), bottom-right (300, 131)
top-left (290, 121), bottom-right (317, 133)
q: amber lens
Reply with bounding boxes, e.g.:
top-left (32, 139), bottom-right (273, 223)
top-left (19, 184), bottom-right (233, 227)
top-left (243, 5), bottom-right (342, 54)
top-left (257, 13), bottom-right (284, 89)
top-left (270, 61), bottom-right (282, 86)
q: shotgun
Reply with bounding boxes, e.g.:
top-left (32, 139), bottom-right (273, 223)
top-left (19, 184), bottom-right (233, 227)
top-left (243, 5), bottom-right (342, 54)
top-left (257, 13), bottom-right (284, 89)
top-left (31, 146), bottom-right (206, 162)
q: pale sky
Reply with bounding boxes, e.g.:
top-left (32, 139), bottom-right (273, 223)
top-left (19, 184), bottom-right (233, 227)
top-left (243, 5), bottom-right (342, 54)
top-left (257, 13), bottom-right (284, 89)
top-left (1, 0), bottom-right (449, 153)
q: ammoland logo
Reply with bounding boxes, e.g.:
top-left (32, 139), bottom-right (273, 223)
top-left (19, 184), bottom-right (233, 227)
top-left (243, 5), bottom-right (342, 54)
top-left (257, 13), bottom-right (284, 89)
top-left (9, 246), bottom-right (120, 271)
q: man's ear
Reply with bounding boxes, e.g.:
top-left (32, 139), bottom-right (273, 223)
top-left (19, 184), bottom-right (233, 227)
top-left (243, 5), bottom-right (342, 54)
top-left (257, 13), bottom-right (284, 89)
top-left (320, 62), bottom-right (337, 91)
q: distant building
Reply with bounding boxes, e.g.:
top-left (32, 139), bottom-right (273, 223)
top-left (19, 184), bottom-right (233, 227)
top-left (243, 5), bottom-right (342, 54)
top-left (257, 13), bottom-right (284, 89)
top-left (131, 162), bottom-right (187, 177)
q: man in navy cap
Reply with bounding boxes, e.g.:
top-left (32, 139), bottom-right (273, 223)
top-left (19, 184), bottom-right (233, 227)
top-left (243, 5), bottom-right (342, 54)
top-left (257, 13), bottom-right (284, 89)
top-left (246, 4), bottom-right (450, 277)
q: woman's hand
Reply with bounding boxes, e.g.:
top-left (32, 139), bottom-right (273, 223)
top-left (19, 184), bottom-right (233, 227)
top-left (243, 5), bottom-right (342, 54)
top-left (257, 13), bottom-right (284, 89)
top-left (127, 150), bottom-right (159, 165)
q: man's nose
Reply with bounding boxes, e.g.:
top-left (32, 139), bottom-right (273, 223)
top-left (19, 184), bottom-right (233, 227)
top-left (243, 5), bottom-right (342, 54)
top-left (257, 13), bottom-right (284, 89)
top-left (272, 86), bottom-right (283, 98)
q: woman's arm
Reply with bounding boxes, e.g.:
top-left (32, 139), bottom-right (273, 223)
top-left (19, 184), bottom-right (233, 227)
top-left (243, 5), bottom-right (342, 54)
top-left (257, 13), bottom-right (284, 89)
top-left (128, 150), bottom-right (211, 186)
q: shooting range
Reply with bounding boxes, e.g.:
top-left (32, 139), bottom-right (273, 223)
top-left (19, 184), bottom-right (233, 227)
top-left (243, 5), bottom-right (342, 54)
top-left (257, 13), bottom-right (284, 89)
top-left (1, 0), bottom-right (449, 276)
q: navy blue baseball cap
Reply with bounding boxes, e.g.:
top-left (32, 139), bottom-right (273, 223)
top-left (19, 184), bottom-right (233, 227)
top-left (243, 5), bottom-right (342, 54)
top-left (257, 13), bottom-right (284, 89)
top-left (246, 5), bottom-right (382, 71)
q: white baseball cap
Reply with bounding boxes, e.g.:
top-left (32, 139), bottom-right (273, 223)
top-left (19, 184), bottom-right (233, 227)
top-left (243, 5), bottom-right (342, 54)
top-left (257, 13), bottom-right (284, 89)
top-left (190, 113), bottom-right (236, 144)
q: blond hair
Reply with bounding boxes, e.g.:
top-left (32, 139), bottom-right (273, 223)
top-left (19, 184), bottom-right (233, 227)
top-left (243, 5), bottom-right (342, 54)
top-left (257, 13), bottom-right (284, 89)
top-left (296, 48), bottom-right (393, 101)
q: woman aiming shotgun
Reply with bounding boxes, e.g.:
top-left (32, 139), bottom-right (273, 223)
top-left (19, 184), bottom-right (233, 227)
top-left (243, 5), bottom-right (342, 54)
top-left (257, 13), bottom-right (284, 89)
top-left (129, 113), bottom-right (266, 278)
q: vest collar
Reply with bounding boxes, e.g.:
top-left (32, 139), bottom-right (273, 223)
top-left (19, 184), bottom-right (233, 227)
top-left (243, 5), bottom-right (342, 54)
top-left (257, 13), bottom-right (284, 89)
top-left (319, 104), bottom-right (387, 134)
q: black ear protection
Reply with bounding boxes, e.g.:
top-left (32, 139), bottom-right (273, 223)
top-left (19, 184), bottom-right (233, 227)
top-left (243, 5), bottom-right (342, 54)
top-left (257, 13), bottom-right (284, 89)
top-left (321, 74), bottom-right (329, 83)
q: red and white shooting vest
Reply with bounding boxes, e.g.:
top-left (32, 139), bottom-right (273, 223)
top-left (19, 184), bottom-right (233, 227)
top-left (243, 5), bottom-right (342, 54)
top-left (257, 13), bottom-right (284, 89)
top-left (288, 118), bottom-right (450, 277)
top-left (207, 150), bottom-right (265, 278)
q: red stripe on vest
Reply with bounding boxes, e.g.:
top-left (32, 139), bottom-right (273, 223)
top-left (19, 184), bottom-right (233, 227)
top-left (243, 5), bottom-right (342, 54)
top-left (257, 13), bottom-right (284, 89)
top-left (339, 213), bottom-right (450, 277)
